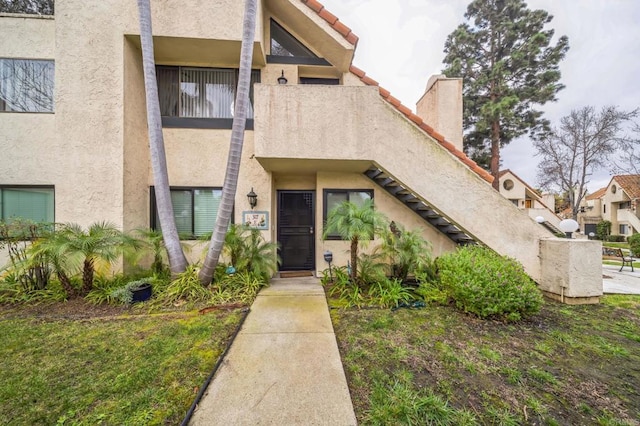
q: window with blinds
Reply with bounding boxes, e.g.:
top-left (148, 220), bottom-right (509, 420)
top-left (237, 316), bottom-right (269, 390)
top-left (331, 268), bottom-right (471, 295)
top-left (156, 66), bottom-right (260, 126)
top-left (0, 187), bottom-right (55, 223)
top-left (0, 58), bottom-right (54, 112)
top-left (151, 187), bottom-right (224, 239)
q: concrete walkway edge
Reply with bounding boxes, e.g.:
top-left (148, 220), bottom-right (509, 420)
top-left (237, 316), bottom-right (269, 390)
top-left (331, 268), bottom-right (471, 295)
top-left (190, 277), bottom-right (357, 425)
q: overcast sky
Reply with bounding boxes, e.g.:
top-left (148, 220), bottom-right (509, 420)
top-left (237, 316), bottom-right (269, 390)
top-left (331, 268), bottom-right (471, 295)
top-left (319, 0), bottom-right (640, 192)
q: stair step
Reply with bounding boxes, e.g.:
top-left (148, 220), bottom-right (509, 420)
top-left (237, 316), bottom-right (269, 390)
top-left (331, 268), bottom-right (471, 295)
top-left (363, 167), bottom-right (477, 246)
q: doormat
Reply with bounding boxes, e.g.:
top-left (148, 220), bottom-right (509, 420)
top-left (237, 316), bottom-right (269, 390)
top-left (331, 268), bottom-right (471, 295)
top-left (279, 271), bottom-right (314, 278)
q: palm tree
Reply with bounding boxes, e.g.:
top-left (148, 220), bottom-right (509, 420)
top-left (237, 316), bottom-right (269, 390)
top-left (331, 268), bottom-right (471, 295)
top-left (136, 0), bottom-right (188, 275)
top-left (323, 199), bottom-right (387, 283)
top-left (377, 222), bottom-right (432, 282)
top-left (37, 222), bottom-right (140, 296)
top-left (199, 0), bottom-right (258, 284)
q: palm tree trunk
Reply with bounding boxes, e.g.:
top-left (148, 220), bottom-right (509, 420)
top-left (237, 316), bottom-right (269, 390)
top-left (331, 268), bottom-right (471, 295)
top-left (58, 270), bottom-right (75, 299)
top-left (81, 258), bottom-right (94, 295)
top-left (199, 0), bottom-right (258, 284)
top-left (350, 237), bottom-right (358, 283)
top-left (137, 0), bottom-right (188, 275)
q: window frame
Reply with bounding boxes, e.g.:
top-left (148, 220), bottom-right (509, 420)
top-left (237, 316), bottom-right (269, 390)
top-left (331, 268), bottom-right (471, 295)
top-left (0, 185), bottom-right (55, 223)
top-left (322, 188), bottom-right (374, 240)
top-left (155, 65), bottom-right (260, 129)
top-left (267, 19), bottom-right (331, 66)
top-left (0, 58), bottom-right (55, 113)
top-left (150, 186), bottom-right (229, 240)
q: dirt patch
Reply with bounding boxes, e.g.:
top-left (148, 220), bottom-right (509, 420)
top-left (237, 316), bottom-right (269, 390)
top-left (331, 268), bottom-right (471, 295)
top-left (0, 299), bottom-right (132, 321)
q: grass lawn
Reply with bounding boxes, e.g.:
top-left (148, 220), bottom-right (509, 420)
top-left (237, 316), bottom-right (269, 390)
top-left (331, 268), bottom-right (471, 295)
top-left (332, 295), bottom-right (640, 425)
top-left (0, 301), bottom-right (244, 425)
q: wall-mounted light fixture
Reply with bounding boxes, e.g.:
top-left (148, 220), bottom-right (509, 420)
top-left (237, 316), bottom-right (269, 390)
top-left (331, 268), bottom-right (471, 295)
top-left (277, 70), bottom-right (288, 85)
top-left (247, 187), bottom-right (257, 209)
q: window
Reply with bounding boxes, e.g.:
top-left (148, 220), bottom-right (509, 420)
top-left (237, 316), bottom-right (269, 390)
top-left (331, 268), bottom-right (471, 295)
top-left (156, 66), bottom-right (260, 129)
top-left (503, 179), bottom-right (514, 190)
top-left (299, 77), bottom-right (340, 85)
top-left (0, 186), bottom-right (54, 223)
top-left (268, 19), bottom-right (330, 66)
top-left (323, 189), bottom-right (373, 240)
top-left (619, 224), bottom-right (629, 235)
top-left (0, 59), bottom-right (54, 112)
top-left (619, 201), bottom-right (631, 210)
top-left (150, 187), bottom-right (225, 238)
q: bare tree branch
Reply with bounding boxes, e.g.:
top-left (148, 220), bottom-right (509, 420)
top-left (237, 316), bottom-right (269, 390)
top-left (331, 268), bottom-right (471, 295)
top-left (535, 106), bottom-right (638, 219)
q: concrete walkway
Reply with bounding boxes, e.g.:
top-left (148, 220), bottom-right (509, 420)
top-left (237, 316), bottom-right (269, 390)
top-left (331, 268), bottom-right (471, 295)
top-left (190, 277), bottom-right (357, 425)
top-left (603, 264), bottom-right (640, 294)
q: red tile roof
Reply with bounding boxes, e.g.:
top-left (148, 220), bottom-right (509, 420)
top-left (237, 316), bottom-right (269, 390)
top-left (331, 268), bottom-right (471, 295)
top-left (349, 65), bottom-right (494, 184)
top-left (586, 186), bottom-right (606, 200)
top-left (613, 175), bottom-right (640, 199)
top-left (300, 0), bottom-right (359, 46)
top-left (300, 1), bottom-right (493, 184)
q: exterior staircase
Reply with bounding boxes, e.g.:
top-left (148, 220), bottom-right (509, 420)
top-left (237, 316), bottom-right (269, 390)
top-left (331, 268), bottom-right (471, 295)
top-left (364, 165), bottom-right (557, 245)
top-left (364, 166), bottom-right (476, 245)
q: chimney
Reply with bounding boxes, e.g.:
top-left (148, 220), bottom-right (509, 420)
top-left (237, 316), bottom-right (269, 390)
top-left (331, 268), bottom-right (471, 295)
top-left (416, 74), bottom-right (463, 151)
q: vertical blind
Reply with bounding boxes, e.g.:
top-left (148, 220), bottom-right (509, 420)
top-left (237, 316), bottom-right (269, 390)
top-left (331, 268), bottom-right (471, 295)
top-left (1, 187), bottom-right (54, 222)
top-left (153, 188), bottom-right (223, 238)
top-left (157, 66), bottom-right (260, 119)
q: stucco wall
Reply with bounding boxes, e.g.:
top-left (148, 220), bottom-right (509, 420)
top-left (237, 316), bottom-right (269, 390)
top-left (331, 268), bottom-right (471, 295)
top-left (540, 238), bottom-right (602, 302)
top-left (254, 84), bottom-right (561, 282)
top-left (119, 0), bottom-right (259, 44)
top-left (416, 76), bottom-right (463, 151)
top-left (0, 14), bottom-right (54, 58)
top-left (122, 38), bottom-right (151, 233)
top-left (316, 172), bottom-right (456, 274)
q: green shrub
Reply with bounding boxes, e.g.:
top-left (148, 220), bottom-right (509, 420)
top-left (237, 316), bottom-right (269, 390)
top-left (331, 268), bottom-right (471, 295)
top-left (596, 220), bottom-right (611, 240)
top-left (437, 246), bottom-right (543, 321)
top-left (629, 233), bottom-right (640, 257)
top-left (607, 235), bottom-right (626, 243)
top-left (414, 272), bottom-right (448, 305)
top-left (210, 271), bottom-right (268, 305)
top-left (367, 278), bottom-right (414, 309)
top-left (158, 264), bottom-right (210, 304)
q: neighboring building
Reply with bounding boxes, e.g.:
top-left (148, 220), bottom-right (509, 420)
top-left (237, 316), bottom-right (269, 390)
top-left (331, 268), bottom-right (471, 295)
top-left (498, 169), bottom-right (562, 232)
top-left (0, 0), bottom-right (602, 301)
top-left (578, 176), bottom-right (640, 238)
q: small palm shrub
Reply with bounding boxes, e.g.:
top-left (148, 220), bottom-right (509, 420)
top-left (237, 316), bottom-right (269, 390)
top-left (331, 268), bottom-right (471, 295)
top-left (377, 222), bottom-right (432, 282)
top-left (437, 245), bottom-right (543, 321)
top-left (629, 233), bottom-right (640, 257)
top-left (216, 224), bottom-right (280, 281)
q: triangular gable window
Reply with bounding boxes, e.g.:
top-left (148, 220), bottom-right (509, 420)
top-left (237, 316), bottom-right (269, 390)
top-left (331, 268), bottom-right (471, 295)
top-left (268, 19), bottom-right (330, 66)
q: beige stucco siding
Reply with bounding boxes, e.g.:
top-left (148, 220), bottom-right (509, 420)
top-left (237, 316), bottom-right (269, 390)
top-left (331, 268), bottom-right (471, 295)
top-left (316, 172), bottom-right (455, 273)
top-left (52, 0), bottom-right (128, 227)
top-left (0, 14), bottom-right (55, 59)
top-left (254, 84), bottom-right (552, 281)
top-left (122, 37), bottom-right (150, 233)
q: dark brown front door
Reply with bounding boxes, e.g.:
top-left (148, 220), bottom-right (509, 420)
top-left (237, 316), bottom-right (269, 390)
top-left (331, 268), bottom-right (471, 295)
top-left (277, 191), bottom-right (315, 271)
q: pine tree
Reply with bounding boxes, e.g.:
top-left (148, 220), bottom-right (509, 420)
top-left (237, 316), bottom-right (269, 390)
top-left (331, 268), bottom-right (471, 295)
top-left (442, 0), bottom-right (569, 190)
